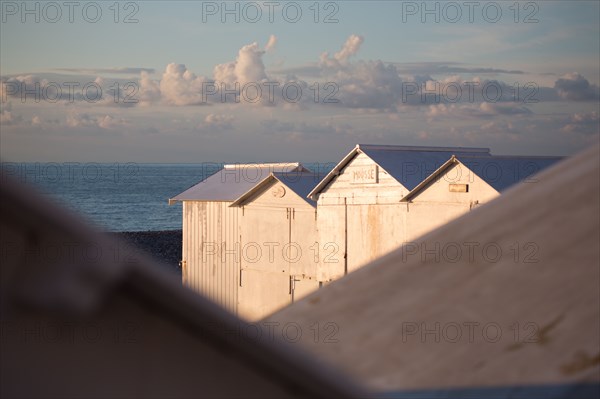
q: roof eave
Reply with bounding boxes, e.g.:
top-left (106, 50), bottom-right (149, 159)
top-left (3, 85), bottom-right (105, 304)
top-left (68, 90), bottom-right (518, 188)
top-left (400, 155), bottom-right (458, 202)
top-left (229, 173), bottom-right (276, 207)
top-left (307, 145), bottom-right (361, 200)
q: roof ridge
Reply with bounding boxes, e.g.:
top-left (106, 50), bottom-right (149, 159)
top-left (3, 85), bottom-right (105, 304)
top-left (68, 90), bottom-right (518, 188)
top-left (461, 154), bottom-right (564, 159)
top-left (224, 162), bottom-right (302, 169)
top-left (357, 144), bottom-right (490, 153)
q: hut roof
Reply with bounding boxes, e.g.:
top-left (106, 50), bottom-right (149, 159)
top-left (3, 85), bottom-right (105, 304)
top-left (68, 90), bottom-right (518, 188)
top-left (308, 144), bottom-right (492, 199)
top-left (401, 154), bottom-right (564, 201)
top-left (169, 163), bottom-right (310, 203)
top-left (230, 172), bottom-right (320, 208)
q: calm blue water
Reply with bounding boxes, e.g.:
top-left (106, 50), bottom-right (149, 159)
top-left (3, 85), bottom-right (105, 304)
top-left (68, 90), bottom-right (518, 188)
top-left (1, 162), bottom-right (333, 232)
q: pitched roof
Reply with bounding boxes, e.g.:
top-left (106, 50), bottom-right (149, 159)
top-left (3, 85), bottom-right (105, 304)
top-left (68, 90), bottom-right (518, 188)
top-left (456, 155), bottom-right (564, 192)
top-left (230, 172), bottom-right (320, 208)
top-left (169, 163), bottom-right (310, 203)
top-left (401, 154), bottom-right (564, 201)
top-left (308, 144), bottom-right (491, 199)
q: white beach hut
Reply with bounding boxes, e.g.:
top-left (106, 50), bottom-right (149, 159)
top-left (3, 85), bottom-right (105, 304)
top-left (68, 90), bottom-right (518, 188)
top-left (169, 163), bottom-right (310, 316)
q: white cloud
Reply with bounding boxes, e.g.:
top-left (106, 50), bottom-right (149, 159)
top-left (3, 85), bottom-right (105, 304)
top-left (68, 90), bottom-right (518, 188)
top-left (562, 111), bottom-right (599, 135)
top-left (160, 63), bottom-right (209, 106)
top-left (97, 115), bottom-right (129, 129)
top-left (214, 41), bottom-right (268, 86)
top-left (199, 113), bottom-right (234, 131)
top-left (0, 102), bottom-right (17, 125)
top-left (139, 70), bottom-right (161, 106)
top-left (320, 34), bottom-right (364, 68)
top-left (265, 35), bottom-right (277, 52)
top-left (66, 113), bottom-right (128, 129)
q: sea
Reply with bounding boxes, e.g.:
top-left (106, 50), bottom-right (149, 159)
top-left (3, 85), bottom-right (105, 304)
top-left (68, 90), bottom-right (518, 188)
top-left (1, 162), bottom-right (333, 232)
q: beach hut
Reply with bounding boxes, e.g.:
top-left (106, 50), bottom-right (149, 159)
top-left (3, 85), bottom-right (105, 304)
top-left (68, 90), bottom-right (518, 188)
top-left (229, 171), bottom-right (320, 320)
top-left (308, 145), bottom-right (562, 282)
top-left (169, 163), bottom-right (309, 316)
top-left (307, 144), bottom-right (492, 281)
top-left (399, 154), bottom-right (563, 239)
top-left (267, 145), bottom-right (600, 397)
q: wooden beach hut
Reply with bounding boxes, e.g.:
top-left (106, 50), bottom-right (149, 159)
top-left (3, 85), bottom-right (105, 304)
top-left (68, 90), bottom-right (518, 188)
top-left (169, 163), bottom-right (310, 316)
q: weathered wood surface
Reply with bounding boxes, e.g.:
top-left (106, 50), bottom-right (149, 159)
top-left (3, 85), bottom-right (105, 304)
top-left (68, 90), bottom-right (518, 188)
top-left (183, 201), bottom-right (240, 314)
top-left (267, 145), bottom-right (600, 392)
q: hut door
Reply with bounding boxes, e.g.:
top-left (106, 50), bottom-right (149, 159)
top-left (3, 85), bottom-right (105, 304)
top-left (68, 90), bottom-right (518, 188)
top-left (238, 206), bottom-right (292, 321)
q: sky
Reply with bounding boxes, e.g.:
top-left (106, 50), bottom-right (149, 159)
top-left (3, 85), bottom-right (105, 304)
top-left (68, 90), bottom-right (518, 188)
top-left (1, 0), bottom-right (599, 162)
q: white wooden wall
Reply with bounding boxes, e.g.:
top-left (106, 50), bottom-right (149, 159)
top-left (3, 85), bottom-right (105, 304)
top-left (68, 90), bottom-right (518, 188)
top-left (316, 153), bottom-right (407, 280)
top-left (182, 201), bottom-right (240, 314)
top-left (237, 180), bottom-right (318, 320)
top-left (406, 162), bottom-right (499, 241)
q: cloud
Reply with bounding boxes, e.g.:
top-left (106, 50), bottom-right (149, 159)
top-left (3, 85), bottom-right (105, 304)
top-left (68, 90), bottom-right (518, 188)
top-left (159, 63), bottom-right (209, 106)
top-left (54, 67), bottom-right (155, 75)
top-left (214, 41), bottom-right (268, 86)
top-left (426, 103), bottom-right (531, 121)
top-left (199, 113), bottom-right (234, 131)
top-left (476, 102), bottom-right (532, 116)
top-left (554, 73), bottom-right (600, 101)
top-left (390, 62), bottom-right (525, 76)
top-left (3, 35), bottom-right (598, 115)
top-left (66, 113), bottom-right (128, 129)
top-left (97, 115), bottom-right (129, 129)
top-left (561, 111), bottom-right (599, 135)
top-left (265, 35), bottom-right (277, 52)
top-left (0, 74), bottom-right (140, 106)
top-left (139, 70), bottom-right (161, 106)
top-left (0, 102), bottom-right (20, 125)
top-left (66, 113), bottom-right (96, 128)
top-left (320, 34), bottom-right (364, 68)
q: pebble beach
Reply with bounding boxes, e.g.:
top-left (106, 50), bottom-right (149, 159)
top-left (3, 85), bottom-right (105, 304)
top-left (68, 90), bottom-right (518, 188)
top-left (110, 230), bottom-right (182, 275)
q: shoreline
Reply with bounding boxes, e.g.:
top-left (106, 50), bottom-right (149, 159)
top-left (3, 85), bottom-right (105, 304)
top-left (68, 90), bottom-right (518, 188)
top-left (108, 230), bottom-right (182, 275)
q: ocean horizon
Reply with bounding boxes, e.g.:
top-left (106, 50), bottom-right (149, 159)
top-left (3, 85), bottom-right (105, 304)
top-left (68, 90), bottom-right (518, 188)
top-left (0, 162), bottom-right (334, 232)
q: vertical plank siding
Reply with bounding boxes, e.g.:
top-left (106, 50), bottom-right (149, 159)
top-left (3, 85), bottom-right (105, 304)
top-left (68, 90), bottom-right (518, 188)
top-left (182, 201), bottom-right (240, 315)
